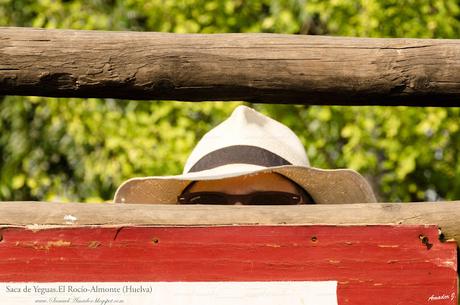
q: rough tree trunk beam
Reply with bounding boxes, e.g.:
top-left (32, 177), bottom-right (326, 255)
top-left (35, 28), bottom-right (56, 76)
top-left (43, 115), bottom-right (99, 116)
top-left (1, 201), bottom-right (460, 246)
top-left (1, 27), bottom-right (459, 106)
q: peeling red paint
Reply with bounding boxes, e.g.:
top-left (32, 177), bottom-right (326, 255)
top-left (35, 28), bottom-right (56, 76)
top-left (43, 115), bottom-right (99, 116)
top-left (0, 225), bottom-right (457, 305)
top-left (13, 239), bottom-right (71, 250)
top-left (87, 241), bottom-right (101, 248)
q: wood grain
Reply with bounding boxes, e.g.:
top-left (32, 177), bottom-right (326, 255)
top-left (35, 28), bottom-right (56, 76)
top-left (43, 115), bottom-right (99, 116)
top-left (1, 27), bottom-right (460, 105)
top-left (0, 226), bottom-right (456, 305)
top-left (1, 201), bottom-right (460, 245)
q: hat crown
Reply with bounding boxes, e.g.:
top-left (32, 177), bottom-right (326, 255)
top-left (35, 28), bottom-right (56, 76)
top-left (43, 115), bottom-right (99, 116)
top-left (184, 105), bottom-right (309, 174)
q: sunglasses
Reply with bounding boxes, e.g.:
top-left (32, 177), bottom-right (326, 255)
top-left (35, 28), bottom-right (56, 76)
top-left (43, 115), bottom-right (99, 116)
top-left (177, 191), bottom-right (303, 205)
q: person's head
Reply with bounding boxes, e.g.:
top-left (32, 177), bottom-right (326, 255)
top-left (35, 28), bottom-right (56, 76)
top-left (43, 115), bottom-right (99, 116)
top-left (114, 105), bottom-right (376, 205)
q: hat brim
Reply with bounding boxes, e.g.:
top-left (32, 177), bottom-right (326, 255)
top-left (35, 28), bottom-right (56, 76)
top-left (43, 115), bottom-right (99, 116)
top-left (114, 165), bottom-right (376, 204)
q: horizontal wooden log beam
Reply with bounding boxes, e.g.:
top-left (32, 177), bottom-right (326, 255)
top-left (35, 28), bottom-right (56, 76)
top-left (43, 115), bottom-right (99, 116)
top-left (1, 201), bottom-right (460, 245)
top-left (1, 27), bottom-right (460, 106)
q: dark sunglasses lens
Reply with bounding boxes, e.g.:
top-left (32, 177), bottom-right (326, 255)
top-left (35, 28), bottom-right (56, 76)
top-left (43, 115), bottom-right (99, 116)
top-left (186, 193), bottom-right (228, 204)
top-left (249, 193), bottom-right (300, 205)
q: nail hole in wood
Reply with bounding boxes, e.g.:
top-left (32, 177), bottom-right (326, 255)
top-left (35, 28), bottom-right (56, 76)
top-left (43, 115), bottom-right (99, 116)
top-left (438, 228), bottom-right (446, 242)
top-left (419, 234), bottom-right (433, 250)
top-left (311, 236), bottom-right (318, 242)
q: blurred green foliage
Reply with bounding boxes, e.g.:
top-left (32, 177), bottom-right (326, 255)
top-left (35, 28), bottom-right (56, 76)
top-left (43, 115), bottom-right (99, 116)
top-left (1, 0), bottom-right (460, 202)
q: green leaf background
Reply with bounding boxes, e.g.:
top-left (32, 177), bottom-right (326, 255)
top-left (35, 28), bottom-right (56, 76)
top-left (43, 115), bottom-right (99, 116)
top-left (1, 0), bottom-right (460, 202)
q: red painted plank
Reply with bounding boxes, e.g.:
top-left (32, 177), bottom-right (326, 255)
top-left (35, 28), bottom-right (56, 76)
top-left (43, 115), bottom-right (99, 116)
top-left (0, 225), bottom-right (457, 305)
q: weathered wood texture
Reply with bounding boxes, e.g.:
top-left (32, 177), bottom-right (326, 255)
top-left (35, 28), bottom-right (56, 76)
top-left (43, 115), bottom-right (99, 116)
top-left (0, 226), bottom-right (457, 305)
top-left (1, 201), bottom-right (460, 245)
top-left (1, 27), bottom-right (460, 105)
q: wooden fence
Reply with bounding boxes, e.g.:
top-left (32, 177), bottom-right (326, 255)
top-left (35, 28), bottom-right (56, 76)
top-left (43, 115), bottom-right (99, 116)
top-left (0, 27), bottom-right (459, 305)
top-left (1, 27), bottom-right (460, 241)
top-left (0, 201), bottom-right (460, 244)
top-left (1, 27), bottom-right (460, 105)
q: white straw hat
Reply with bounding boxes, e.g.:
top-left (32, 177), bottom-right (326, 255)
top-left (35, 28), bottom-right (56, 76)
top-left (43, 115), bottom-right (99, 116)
top-left (114, 105), bottom-right (376, 204)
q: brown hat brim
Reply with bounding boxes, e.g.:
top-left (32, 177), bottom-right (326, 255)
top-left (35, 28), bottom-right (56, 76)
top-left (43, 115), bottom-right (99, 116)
top-left (114, 165), bottom-right (376, 204)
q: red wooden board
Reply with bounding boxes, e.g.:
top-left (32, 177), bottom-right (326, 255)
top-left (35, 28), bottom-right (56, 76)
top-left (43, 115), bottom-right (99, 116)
top-left (0, 225), bottom-right (457, 305)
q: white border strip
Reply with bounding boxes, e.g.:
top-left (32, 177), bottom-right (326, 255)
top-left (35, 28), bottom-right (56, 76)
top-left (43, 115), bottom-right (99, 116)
top-left (1, 281), bottom-right (338, 305)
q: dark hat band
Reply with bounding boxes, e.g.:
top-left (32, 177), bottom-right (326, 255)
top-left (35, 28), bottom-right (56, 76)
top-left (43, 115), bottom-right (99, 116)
top-left (188, 145), bottom-right (292, 173)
